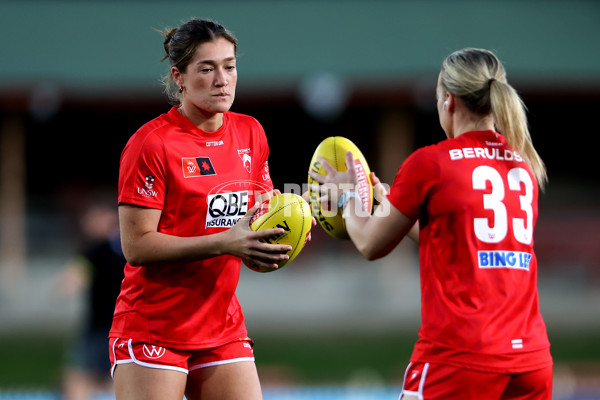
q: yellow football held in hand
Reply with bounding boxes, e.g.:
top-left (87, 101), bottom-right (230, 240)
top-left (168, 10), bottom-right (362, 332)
top-left (307, 136), bottom-right (373, 240)
top-left (247, 193), bottom-right (312, 272)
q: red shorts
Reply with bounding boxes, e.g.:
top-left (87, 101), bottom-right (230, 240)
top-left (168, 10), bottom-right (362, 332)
top-left (108, 337), bottom-right (255, 377)
top-left (400, 362), bottom-right (553, 400)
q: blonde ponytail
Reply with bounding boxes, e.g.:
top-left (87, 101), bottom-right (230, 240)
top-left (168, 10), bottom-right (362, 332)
top-left (489, 80), bottom-right (547, 190)
top-left (441, 48), bottom-right (547, 190)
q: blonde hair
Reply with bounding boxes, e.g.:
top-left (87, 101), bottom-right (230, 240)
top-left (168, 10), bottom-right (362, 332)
top-left (440, 48), bottom-right (547, 190)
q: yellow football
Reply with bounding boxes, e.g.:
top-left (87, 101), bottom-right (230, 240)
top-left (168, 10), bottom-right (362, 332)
top-left (308, 136), bottom-right (373, 240)
top-left (247, 193), bottom-right (312, 272)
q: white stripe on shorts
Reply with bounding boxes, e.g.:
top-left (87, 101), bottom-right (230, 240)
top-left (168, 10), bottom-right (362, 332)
top-left (110, 337), bottom-right (122, 378)
top-left (399, 362), bottom-right (429, 400)
top-left (128, 338), bottom-right (189, 375)
top-left (189, 356), bottom-right (256, 372)
top-left (111, 338), bottom-right (189, 377)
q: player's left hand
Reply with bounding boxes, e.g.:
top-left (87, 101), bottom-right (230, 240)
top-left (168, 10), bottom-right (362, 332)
top-left (308, 151), bottom-right (358, 207)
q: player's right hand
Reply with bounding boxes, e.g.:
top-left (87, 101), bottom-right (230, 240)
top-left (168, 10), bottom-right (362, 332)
top-left (223, 202), bottom-right (292, 270)
top-left (370, 172), bottom-right (390, 205)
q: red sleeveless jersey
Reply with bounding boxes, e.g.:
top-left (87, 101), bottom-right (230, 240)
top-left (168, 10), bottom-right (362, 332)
top-left (110, 107), bottom-right (273, 349)
top-left (388, 130), bottom-right (552, 373)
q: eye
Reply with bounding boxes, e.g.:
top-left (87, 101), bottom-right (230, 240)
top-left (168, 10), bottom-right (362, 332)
top-left (199, 67), bottom-right (213, 73)
top-left (225, 65), bottom-right (236, 71)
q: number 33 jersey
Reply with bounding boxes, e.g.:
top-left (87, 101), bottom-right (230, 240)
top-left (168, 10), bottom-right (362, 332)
top-left (111, 107), bottom-right (273, 349)
top-left (388, 130), bottom-right (551, 373)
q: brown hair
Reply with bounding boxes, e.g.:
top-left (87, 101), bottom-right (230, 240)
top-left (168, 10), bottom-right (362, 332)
top-left (440, 48), bottom-right (547, 189)
top-left (159, 18), bottom-right (238, 104)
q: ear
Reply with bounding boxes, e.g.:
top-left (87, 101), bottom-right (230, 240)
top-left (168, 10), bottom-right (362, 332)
top-left (445, 93), bottom-right (456, 113)
top-left (171, 66), bottom-right (183, 87)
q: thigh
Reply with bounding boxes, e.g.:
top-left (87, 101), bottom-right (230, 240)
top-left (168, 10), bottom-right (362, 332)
top-left (501, 366), bottom-right (553, 400)
top-left (185, 361), bottom-right (262, 400)
top-left (114, 363), bottom-right (187, 400)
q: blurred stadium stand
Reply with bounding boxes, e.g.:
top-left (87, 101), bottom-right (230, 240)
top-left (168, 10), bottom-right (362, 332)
top-left (0, 0), bottom-right (599, 397)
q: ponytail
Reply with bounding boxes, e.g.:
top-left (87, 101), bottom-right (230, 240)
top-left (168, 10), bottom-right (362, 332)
top-left (489, 79), bottom-right (547, 190)
top-left (441, 48), bottom-right (547, 190)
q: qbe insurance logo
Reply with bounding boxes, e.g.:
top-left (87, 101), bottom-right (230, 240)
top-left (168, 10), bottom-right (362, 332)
top-left (206, 191), bottom-right (249, 228)
top-left (204, 180), bottom-right (277, 229)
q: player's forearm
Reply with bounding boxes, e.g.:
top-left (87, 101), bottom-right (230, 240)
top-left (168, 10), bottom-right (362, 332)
top-left (343, 198), bottom-right (384, 261)
top-left (407, 221), bottom-right (419, 242)
top-left (344, 197), bottom-right (416, 260)
top-left (123, 230), bottom-right (226, 266)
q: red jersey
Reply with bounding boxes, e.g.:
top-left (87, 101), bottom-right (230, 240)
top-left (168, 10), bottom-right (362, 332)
top-left (388, 130), bottom-right (552, 373)
top-left (110, 107), bottom-right (273, 349)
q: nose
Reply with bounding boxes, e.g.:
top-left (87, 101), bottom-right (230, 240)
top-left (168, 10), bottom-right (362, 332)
top-left (214, 68), bottom-right (228, 87)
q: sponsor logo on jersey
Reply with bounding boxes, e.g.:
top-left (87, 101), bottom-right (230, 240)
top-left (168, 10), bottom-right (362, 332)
top-left (204, 180), bottom-right (274, 229)
top-left (262, 161), bottom-right (271, 181)
top-left (145, 175), bottom-right (155, 189)
top-left (485, 141), bottom-right (503, 147)
top-left (237, 148), bottom-right (252, 173)
top-left (478, 250), bottom-right (531, 270)
top-left (206, 140), bottom-right (224, 147)
top-left (137, 175), bottom-right (158, 198)
top-left (206, 190), bottom-right (249, 228)
top-left (182, 157), bottom-right (216, 177)
top-left (142, 344), bottom-right (166, 359)
top-left (449, 147), bottom-right (523, 162)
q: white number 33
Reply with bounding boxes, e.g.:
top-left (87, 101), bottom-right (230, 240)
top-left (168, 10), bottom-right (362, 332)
top-left (472, 166), bottom-right (533, 244)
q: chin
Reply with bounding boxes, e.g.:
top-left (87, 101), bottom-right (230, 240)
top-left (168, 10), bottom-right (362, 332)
top-left (214, 101), bottom-right (234, 113)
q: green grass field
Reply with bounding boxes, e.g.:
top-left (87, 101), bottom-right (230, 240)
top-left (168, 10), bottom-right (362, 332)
top-left (0, 330), bottom-right (599, 390)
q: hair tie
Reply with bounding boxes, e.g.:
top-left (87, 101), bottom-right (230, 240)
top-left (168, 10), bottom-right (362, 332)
top-left (488, 78), bottom-right (496, 89)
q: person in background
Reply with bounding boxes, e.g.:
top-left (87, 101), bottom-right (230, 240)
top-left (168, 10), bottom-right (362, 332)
top-left (310, 48), bottom-right (552, 399)
top-left (109, 18), bottom-right (291, 400)
top-left (60, 203), bottom-right (125, 400)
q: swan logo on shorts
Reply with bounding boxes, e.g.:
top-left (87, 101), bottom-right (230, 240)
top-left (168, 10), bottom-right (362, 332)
top-left (142, 344), bottom-right (166, 359)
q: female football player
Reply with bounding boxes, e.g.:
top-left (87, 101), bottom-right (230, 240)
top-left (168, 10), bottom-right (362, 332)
top-left (310, 48), bottom-right (553, 399)
top-left (109, 18), bottom-right (291, 400)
